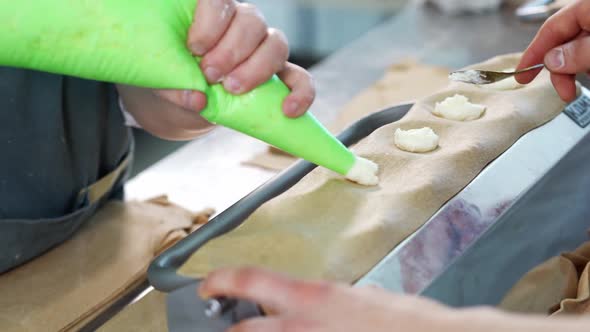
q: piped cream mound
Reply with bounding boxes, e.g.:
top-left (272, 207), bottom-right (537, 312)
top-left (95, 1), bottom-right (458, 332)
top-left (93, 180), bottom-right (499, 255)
top-left (345, 156), bottom-right (379, 186)
top-left (433, 94), bottom-right (486, 121)
top-left (394, 127), bottom-right (439, 153)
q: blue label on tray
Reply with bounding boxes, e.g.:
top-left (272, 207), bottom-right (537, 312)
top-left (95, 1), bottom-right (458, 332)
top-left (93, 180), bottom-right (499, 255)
top-left (565, 93), bottom-right (590, 128)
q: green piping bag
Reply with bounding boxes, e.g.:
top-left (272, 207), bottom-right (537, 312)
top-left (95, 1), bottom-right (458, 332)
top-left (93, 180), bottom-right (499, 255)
top-left (0, 0), bottom-right (357, 176)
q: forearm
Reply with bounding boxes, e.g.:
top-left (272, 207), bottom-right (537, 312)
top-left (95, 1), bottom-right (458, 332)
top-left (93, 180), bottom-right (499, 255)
top-left (450, 307), bottom-right (589, 332)
top-left (116, 84), bottom-right (214, 141)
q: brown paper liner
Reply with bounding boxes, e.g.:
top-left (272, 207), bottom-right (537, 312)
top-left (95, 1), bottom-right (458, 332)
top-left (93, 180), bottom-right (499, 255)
top-left (0, 198), bottom-right (213, 332)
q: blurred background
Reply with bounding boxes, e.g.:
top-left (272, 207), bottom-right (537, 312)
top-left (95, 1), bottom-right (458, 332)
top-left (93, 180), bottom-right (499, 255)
top-left (248, 0), bottom-right (407, 67)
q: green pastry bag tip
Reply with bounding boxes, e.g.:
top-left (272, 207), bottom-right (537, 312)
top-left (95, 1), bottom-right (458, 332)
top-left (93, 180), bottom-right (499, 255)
top-left (200, 76), bottom-right (360, 177)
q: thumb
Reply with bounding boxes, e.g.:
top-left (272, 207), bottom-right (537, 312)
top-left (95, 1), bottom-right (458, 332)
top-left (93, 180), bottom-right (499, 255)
top-left (544, 35), bottom-right (590, 74)
top-left (154, 89), bottom-right (208, 112)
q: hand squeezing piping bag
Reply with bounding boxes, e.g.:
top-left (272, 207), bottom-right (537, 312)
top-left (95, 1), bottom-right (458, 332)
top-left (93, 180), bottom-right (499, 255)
top-left (0, 0), bottom-right (378, 184)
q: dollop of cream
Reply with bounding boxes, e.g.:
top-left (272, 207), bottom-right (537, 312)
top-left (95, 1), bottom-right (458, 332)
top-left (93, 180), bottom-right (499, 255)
top-left (394, 127), bottom-right (439, 153)
top-left (433, 94), bottom-right (486, 121)
top-left (449, 70), bottom-right (487, 85)
top-left (345, 156), bottom-right (379, 186)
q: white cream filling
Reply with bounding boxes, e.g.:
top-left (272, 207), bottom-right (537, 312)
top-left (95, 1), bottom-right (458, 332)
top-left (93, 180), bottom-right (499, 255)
top-left (433, 94), bottom-right (486, 121)
top-left (449, 70), bottom-right (487, 85)
top-left (345, 156), bottom-right (379, 186)
top-left (394, 127), bottom-right (439, 153)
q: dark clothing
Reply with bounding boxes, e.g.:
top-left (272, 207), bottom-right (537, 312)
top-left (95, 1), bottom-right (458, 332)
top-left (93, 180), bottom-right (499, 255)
top-left (0, 67), bottom-right (132, 273)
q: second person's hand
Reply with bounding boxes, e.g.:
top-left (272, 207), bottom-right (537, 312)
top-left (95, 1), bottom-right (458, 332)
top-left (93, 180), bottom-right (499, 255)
top-left (198, 267), bottom-right (457, 332)
top-left (198, 267), bottom-right (590, 332)
top-left (517, 0), bottom-right (590, 102)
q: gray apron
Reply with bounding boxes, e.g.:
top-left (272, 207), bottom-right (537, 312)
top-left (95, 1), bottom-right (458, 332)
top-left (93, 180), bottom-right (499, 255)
top-left (0, 67), bottom-right (133, 274)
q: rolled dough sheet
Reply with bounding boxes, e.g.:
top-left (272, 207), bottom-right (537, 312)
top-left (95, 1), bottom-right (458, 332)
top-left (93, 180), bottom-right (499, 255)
top-left (180, 54), bottom-right (567, 283)
top-left (243, 60), bottom-right (451, 171)
top-left (0, 199), bottom-right (212, 332)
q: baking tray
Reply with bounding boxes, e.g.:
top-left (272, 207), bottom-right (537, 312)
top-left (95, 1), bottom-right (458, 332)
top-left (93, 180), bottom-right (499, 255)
top-left (148, 103), bottom-right (413, 292)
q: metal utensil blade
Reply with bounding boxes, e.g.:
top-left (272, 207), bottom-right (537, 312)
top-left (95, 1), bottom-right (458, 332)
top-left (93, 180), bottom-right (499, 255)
top-left (448, 70), bottom-right (495, 85)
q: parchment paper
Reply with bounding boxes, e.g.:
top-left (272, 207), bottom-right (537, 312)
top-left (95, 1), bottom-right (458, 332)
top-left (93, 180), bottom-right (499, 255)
top-left (0, 199), bottom-right (212, 332)
top-left (500, 240), bottom-right (590, 315)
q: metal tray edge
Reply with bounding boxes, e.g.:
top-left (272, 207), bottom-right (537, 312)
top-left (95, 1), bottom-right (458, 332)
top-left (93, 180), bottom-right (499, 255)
top-left (148, 103), bottom-right (413, 292)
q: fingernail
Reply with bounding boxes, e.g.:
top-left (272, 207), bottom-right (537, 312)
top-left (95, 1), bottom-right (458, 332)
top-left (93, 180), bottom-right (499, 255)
top-left (224, 77), bottom-right (242, 94)
top-left (285, 101), bottom-right (300, 116)
top-left (197, 284), bottom-right (209, 299)
top-left (183, 90), bottom-right (199, 110)
top-left (204, 67), bottom-right (223, 83)
top-left (545, 47), bottom-right (565, 70)
top-left (190, 43), bottom-right (206, 56)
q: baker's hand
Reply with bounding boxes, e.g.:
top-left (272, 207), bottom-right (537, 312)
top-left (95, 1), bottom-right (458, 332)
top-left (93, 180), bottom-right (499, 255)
top-left (517, 0), bottom-right (590, 102)
top-left (163, 0), bottom-right (314, 118)
top-left (118, 1), bottom-right (315, 141)
top-left (201, 268), bottom-right (590, 332)
top-left (198, 267), bottom-right (455, 332)
top-left (186, 0), bottom-right (315, 118)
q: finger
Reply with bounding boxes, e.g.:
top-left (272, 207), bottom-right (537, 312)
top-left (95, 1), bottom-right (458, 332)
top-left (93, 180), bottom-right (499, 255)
top-left (199, 267), bottom-right (299, 314)
top-left (518, 30), bottom-right (590, 83)
top-left (517, 1), bottom-right (590, 83)
top-left (199, 267), bottom-right (330, 315)
top-left (227, 317), bottom-right (316, 332)
top-left (514, 66), bottom-right (543, 84)
top-left (359, 283), bottom-right (385, 290)
top-left (200, 3), bottom-right (269, 84)
top-left (223, 28), bottom-right (289, 94)
top-left (550, 73), bottom-right (577, 102)
top-left (278, 63), bottom-right (316, 118)
top-left (544, 36), bottom-right (590, 74)
top-left (146, 89), bottom-right (213, 138)
top-left (187, 0), bottom-right (237, 56)
top-left (154, 89), bottom-right (208, 112)
top-left (518, 2), bottom-right (581, 67)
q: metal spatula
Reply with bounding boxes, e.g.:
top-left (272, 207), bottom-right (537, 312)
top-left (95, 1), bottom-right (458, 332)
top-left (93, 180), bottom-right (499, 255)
top-left (449, 64), bottom-right (545, 85)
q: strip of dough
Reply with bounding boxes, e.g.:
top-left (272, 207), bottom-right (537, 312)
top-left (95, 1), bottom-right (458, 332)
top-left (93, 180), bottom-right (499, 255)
top-left (179, 54), bottom-right (568, 283)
